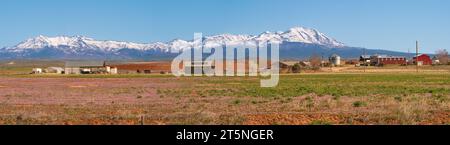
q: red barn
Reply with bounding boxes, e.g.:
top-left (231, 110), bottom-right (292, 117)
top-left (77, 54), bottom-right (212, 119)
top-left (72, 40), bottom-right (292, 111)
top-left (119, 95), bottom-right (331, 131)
top-left (413, 54), bottom-right (432, 65)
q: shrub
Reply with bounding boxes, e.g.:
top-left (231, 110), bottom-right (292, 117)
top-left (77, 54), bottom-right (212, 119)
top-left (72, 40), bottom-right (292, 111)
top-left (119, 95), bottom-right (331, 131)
top-left (292, 63), bottom-right (301, 73)
top-left (352, 101), bottom-right (367, 107)
top-left (232, 99), bottom-right (241, 105)
top-left (394, 96), bottom-right (402, 102)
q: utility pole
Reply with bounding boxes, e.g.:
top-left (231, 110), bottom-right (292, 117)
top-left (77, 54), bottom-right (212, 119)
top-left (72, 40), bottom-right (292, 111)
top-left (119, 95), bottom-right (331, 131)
top-left (416, 41), bottom-right (419, 73)
top-left (321, 52), bottom-right (324, 67)
top-left (363, 48), bottom-right (366, 73)
top-left (407, 48), bottom-right (410, 69)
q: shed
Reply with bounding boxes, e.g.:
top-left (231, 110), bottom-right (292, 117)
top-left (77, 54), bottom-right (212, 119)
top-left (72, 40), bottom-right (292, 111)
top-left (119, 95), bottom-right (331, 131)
top-left (432, 56), bottom-right (440, 65)
top-left (65, 61), bottom-right (105, 74)
top-left (32, 68), bottom-right (43, 74)
top-left (370, 55), bottom-right (406, 66)
top-left (46, 67), bottom-right (64, 74)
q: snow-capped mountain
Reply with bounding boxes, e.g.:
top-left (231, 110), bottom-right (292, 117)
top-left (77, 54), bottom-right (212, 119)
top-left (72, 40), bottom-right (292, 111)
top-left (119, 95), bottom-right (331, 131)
top-left (2, 26), bottom-right (344, 51)
top-left (280, 27), bottom-right (344, 47)
top-left (3, 26), bottom-right (402, 60)
top-left (6, 35), bottom-right (164, 52)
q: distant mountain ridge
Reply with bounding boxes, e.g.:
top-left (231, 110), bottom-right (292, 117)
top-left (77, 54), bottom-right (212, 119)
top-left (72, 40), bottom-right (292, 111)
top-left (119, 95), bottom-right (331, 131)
top-left (0, 27), bottom-right (410, 60)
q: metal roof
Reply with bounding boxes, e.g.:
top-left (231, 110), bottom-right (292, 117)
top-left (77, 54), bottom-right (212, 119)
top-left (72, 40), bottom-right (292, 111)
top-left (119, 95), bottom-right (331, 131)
top-left (360, 55), bottom-right (371, 59)
top-left (65, 61), bottom-right (104, 67)
top-left (372, 55), bottom-right (405, 59)
top-left (47, 67), bottom-right (64, 71)
top-left (280, 61), bottom-right (299, 66)
top-left (330, 54), bottom-right (340, 58)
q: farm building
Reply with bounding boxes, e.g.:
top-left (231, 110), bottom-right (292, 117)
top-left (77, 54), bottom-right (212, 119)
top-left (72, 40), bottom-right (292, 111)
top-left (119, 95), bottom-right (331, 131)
top-left (360, 55), bottom-right (371, 65)
top-left (184, 61), bottom-right (214, 75)
top-left (237, 60), bottom-right (259, 75)
top-left (110, 62), bottom-right (173, 74)
top-left (106, 66), bottom-right (118, 74)
top-left (46, 67), bottom-right (64, 74)
top-left (413, 54), bottom-right (432, 66)
top-left (370, 55), bottom-right (406, 66)
top-left (279, 61), bottom-right (300, 73)
top-left (329, 54), bottom-right (341, 66)
top-left (65, 61), bottom-right (116, 74)
top-left (180, 60), bottom-right (262, 75)
top-left (345, 59), bottom-right (360, 65)
top-left (32, 68), bottom-right (43, 74)
top-left (299, 61), bottom-right (311, 67)
top-left (432, 56), bottom-right (440, 65)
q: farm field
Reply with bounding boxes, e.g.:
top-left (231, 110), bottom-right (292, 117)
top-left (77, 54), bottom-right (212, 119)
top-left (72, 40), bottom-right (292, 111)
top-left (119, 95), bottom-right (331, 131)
top-left (0, 72), bottom-right (448, 125)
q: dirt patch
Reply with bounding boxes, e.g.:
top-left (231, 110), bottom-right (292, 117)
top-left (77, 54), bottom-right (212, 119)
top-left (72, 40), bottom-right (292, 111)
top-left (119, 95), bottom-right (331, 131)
top-left (419, 111), bottom-right (450, 125)
top-left (244, 112), bottom-right (450, 125)
top-left (244, 113), bottom-right (348, 125)
top-left (0, 76), bottom-right (448, 125)
top-left (69, 85), bottom-right (87, 88)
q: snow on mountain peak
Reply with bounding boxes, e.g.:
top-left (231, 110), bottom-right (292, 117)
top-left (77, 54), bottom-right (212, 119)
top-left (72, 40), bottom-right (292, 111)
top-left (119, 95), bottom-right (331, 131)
top-left (10, 35), bottom-right (167, 53)
top-left (4, 26), bottom-right (345, 54)
top-left (280, 26), bottom-right (344, 47)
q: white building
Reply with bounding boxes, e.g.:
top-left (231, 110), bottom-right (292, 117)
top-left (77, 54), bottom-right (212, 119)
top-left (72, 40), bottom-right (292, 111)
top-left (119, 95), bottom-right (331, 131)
top-left (64, 61), bottom-right (105, 74)
top-left (106, 66), bottom-right (118, 74)
top-left (32, 68), bottom-right (43, 74)
top-left (46, 67), bottom-right (64, 74)
top-left (432, 56), bottom-right (440, 65)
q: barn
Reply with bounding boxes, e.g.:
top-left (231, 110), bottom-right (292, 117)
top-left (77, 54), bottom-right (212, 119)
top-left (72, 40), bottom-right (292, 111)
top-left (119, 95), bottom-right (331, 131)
top-left (413, 54), bottom-right (432, 66)
top-left (65, 61), bottom-right (115, 74)
top-left (370, 55), bottom-right (406, 66)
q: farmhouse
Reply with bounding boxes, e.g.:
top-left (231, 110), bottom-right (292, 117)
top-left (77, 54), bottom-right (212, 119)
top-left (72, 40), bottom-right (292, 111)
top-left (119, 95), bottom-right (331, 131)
top-left (65, 61), bottom-right (117, 74)
top-left (370, 55), bottom-right (406, 66)
top-left (413, 54), bottom-right (432, 66)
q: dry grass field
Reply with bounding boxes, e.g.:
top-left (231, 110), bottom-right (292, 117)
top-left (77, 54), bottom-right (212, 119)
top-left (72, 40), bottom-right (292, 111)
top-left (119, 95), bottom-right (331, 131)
top-left (0, 61), bottom-right (449, 125)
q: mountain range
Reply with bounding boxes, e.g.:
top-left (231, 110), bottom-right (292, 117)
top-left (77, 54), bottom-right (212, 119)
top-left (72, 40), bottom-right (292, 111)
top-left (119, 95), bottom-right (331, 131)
top-left (0, 27), bottom-right (410, 60)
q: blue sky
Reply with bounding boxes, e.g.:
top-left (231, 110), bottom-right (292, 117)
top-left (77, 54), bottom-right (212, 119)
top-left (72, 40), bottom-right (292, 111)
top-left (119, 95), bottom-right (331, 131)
top-left (1, 0), bottom-right (449, 53)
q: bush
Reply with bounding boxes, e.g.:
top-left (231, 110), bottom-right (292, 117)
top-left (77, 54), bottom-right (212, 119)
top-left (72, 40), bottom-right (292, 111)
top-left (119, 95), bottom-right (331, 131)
top-left (292, 63), bottom-right (301, 73)
top-left (394, 96), bottom-right (403, 102)
top-left (352, 101), bottom-right (367, 107)
top-left (232, 99), bottom-right (241, 105)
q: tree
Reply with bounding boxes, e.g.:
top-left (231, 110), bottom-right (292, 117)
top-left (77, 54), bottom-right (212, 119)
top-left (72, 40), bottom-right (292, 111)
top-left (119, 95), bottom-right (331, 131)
top-left (309, 54), bottom-right (322, 71)
top-left (292, 63), bottom-right (301, 73)
top-left (436, 49), bottom-right (449, 65)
